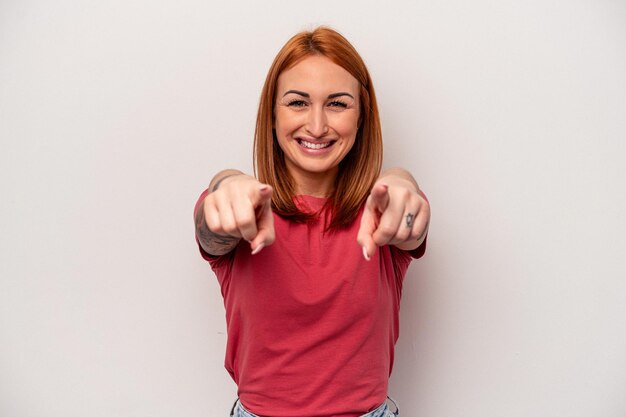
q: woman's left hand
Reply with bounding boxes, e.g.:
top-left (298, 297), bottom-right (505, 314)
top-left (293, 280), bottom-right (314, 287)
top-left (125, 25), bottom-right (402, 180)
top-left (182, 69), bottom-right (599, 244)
top-left (357, 170), bottom-right (430, 261)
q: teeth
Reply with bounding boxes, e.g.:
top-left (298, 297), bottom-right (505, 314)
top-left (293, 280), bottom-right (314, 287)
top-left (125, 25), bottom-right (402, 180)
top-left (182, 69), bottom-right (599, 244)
top-left (300, 140), bottom-right (332, 149)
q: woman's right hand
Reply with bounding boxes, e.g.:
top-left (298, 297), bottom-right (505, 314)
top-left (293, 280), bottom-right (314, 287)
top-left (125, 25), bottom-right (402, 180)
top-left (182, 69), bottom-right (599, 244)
top-left (201, 173), bottom-right (275, 255)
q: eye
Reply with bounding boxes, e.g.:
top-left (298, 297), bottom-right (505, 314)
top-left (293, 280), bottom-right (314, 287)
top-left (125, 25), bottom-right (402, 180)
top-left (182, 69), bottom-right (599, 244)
top-left (287, 99), bottom-right (308, 108)
top-left (328, 100), bottom-right (348, 109)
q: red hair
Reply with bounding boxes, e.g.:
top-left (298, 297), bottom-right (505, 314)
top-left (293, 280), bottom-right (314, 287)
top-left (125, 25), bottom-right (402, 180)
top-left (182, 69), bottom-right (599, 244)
top-left (254, 27), bottom-right (383, 230)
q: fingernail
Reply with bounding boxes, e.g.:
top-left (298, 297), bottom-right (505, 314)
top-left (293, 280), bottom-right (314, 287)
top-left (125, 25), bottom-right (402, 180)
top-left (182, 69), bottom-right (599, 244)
top-left (259, 185), bottom-right (269, 192)
top-left (362, 246), bottom-right (371, 261)
top-left (251, 243), bottom-right (265, 255)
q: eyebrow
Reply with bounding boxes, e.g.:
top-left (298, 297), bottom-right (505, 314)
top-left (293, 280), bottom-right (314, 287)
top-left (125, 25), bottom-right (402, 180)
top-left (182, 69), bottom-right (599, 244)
top-left (283, 90), bottom-right (355, 100)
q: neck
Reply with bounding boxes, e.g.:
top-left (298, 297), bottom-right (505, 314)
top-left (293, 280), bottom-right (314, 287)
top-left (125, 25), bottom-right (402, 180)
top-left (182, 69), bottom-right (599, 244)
top-left (290, 169), bottom-right (337, 197)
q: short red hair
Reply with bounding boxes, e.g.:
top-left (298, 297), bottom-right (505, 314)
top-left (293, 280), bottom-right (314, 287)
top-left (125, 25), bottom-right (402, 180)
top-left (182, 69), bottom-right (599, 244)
top-left (254, 27), bottom-right (383, 230)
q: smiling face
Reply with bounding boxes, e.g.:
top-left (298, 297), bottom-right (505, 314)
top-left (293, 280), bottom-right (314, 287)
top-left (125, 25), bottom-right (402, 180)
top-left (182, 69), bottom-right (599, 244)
top-left (274, 55), bottom-right (361, 196)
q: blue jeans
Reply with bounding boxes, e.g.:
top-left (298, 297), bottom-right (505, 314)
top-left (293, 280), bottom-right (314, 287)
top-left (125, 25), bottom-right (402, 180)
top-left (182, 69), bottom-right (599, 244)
top-left (229, 396), bottom-right (400, 417)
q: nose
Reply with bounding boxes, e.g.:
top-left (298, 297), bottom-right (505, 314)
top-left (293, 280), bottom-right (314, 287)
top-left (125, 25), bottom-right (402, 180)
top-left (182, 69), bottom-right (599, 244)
top-left (305, 105), bottom-right (329, 137)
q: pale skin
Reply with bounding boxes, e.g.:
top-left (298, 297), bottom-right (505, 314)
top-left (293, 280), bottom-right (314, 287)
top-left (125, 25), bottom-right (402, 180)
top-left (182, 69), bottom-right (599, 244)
top-left (196, 169), bottom-right (429, 259)
top-left (195, 56), bottom-right (430, 259)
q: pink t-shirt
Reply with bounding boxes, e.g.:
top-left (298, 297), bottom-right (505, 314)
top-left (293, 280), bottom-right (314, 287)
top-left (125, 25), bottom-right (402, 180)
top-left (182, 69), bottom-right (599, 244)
top-left (195, 192), bottom-right (427, 417)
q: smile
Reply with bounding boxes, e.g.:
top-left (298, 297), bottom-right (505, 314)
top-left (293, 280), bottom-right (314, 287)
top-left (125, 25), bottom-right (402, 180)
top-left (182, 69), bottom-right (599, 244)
top-left (297, 139), bottom-right (336, 149)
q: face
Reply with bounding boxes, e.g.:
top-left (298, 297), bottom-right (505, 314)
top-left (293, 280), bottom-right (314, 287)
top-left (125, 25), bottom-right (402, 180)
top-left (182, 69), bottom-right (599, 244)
top-left (274, 55), bottom-right (360, 194)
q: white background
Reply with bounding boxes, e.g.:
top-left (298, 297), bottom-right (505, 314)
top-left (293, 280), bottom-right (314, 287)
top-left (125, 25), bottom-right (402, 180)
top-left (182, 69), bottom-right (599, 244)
top-left (1, 1), bottom-right (625, 416)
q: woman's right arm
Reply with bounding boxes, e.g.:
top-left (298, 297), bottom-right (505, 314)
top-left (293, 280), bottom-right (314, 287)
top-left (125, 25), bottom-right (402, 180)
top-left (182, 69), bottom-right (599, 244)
top-left (194, 170), bottom-right (275, 256)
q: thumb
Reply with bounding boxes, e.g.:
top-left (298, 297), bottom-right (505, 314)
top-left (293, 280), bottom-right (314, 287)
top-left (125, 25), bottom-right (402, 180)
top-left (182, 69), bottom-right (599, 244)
top-left (357, 206), bottom-right (377, 261)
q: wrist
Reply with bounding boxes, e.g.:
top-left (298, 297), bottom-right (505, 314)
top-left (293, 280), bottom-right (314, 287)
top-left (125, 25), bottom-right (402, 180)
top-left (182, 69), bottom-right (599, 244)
top-left (210, 172), bottom-right (246, 192)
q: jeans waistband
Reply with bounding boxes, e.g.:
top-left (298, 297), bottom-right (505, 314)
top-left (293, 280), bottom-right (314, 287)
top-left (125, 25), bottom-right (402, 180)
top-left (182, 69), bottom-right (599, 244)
top-left (230, 396), bottom-right (399, 417)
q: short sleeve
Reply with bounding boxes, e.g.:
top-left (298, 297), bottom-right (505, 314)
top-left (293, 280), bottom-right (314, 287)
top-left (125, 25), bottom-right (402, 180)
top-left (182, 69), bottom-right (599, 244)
top-left (407, 233), bottom-right (427, 259)
top-left (389, 234), bottom-right (427, 278)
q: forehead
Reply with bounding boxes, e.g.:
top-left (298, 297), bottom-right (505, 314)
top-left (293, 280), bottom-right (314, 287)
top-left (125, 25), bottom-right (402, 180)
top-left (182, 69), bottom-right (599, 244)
top-left (276, 55), bottom-right (359, 96)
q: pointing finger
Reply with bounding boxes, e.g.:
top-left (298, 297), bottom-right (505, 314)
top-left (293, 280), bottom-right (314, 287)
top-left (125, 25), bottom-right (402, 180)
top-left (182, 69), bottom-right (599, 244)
top-left (250, 186), bottom-right (274, 254)
top-left (367, 183), bottom-right (390, 214)
top-left (372, 190), bottom-right (407, 246)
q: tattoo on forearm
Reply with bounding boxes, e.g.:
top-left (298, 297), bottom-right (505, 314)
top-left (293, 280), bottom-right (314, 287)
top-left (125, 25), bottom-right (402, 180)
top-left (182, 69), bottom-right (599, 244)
top-left (195, 205), bottom-right (240, 255)
top-left (199, 228), bottom-right (240, 255)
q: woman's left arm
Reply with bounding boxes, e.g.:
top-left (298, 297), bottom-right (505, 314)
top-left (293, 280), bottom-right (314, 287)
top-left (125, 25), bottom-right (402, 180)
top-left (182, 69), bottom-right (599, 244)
top-left (357, 168), bottom-right (430, 260)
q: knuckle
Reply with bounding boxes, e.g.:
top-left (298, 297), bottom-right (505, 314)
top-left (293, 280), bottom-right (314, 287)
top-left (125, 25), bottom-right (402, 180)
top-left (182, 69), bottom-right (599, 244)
top-left (411, 229), bottom-right (425, 241)
top-left (203, 197), bottom-right (216, 214)
top-left (378, 224), bottom-right (397, 237)
top-left (205, 216), bottom-right (219, 232)
top-left (237, 212), bottom-right (255, 228)
top-left (373, 234), bottom-right (389, 246)
top-left (221, 221), bottom-right (238, 235)
top-left (397, 227), bottom-right (411, 240)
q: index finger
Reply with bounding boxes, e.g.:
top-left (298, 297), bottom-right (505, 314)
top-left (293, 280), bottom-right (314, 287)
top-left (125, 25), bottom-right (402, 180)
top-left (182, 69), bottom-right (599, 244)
top-left (234, 185), bottom-right (272, 242)
top-left (367, 184), bottom-right (389, 214)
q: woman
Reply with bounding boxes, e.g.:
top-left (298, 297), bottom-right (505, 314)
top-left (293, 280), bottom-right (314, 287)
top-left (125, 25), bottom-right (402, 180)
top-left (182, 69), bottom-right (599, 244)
top-left (194, 27), bottom-right (430, 417)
